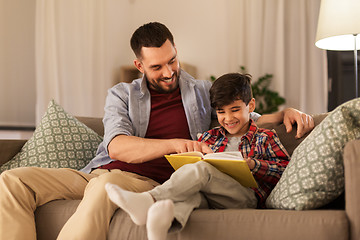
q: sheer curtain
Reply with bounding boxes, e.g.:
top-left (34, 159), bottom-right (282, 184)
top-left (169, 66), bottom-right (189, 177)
top-left (228, 0), bottom-right (327, 114)
top-left (35, 0), bottom-right (327, 124)
top-left (35, 0), bottom-right (110, 123)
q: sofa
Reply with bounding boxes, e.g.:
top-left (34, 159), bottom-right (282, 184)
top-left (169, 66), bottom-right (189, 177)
top-left (0, 113), bottom-right (358, 240)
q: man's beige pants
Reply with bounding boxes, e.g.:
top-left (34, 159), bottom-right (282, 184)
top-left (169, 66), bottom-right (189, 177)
top-left (0, 167), bottom-right (158, 240)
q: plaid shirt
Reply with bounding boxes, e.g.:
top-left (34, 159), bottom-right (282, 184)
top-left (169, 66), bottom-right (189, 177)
top-left (198, 119), bottom-right (290, 208)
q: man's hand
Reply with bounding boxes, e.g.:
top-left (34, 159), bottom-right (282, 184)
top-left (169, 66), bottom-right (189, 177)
top-left (283, 108), bottom-right (314, 139)
top-left (108, 136), bottom-right (213, 164)
top-left (170, 139), bottom-right (213, 154)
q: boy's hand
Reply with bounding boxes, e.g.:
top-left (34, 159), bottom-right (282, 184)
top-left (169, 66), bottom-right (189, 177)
top-left (245, 158), bottom-right (255, 170)
top-left (170, 139), bottom-right (213, 154)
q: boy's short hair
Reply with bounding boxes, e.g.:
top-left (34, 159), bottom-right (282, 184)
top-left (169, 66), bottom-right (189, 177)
top-left (210, 73), bottom-right (253, 109)
top-left (131, 22), bottom-right (174, 59)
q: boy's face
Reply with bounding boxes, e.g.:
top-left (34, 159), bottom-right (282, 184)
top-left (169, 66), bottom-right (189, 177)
top-left (216, 98), bottom-right (255, 137)
top-left (134, 39), bottom-right (180, 93)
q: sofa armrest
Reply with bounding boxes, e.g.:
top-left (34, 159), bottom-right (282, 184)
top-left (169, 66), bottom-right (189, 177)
top-left (344, 139), bottom-right (360, 240)
top-left (0, 139), bottom-right (27, 167)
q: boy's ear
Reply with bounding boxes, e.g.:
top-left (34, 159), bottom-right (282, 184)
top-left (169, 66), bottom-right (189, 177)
top-left (249, 98), bottom-right (256, 112)
top-left (134, 59), bottom-right (144, 73)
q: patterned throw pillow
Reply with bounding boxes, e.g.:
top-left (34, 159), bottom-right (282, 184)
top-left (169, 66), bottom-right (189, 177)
top-left (0, 100), bottom-right (103, 172)
top-left (266, 98), bottom-right (360, 210)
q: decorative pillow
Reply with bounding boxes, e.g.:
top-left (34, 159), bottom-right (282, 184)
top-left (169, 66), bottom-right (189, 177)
top-left (266, 98), bottom-right (360, 210)
top-left (0, 100), bottom-right (103, 172)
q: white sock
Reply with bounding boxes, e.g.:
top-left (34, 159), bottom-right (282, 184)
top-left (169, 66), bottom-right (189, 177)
top-left (105, 183), bottom-right (154, 225)
top-left (146, 199), bottom-right (174, 240)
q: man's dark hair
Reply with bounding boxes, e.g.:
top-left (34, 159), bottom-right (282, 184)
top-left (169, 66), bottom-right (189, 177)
top-left (210, 73), bottom-right (253, 109)
top-left (130, 22), bottom-right (174, 59)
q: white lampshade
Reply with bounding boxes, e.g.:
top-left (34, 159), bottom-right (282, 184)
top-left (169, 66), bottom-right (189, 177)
top-left (315, 0), bottom-right (360, 51)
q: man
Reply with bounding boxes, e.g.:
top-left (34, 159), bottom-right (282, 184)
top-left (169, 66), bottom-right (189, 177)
top-left (0, 22), bottom-right (314, 240)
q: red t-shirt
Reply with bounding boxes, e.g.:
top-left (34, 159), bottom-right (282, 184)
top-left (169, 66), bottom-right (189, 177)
top-left (99, 87), bottom-right (191, 183)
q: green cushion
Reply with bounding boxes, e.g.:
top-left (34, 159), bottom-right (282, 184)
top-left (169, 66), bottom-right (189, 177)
top-left (266, 98), bottom-right (360, 210)
top-left (0, 100), bottom-right (103, 172)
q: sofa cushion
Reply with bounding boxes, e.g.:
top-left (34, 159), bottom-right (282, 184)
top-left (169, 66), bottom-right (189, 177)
top-left (0, 139), bottom-right (27, 166)
top-left (35, 200), bottom-right (348, 240)
top-left (76, 116), bottom-right (104, 137)
top-left (0, 100), bottom-right (103, 173)
top-left (266, 98), bottom-right (360, 210)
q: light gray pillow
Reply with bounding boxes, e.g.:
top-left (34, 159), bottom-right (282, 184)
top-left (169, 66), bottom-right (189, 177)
top-left (0, 100), bottom-right (103, 172)
top-left (266, 98), bottom-right (360, 210)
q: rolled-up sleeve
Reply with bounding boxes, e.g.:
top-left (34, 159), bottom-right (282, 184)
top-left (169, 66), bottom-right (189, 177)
top-left (102, 85), bottom-right (135, 155)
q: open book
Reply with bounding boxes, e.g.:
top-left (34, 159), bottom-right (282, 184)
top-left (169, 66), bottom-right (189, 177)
top-left (165, 151), bottom-right (258, 188)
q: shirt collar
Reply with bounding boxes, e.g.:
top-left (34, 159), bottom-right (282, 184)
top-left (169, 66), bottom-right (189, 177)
top-left (242, 118), bottom-right (258, 142)
top-left (140, 74), bottom-right (149, 97)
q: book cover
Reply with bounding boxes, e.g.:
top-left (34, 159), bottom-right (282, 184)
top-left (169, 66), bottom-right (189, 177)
top-left (165, 151), bottom-right (258, 188)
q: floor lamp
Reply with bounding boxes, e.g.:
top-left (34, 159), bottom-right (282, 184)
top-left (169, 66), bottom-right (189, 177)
top-left (315, 0), bottom-right (360, 98)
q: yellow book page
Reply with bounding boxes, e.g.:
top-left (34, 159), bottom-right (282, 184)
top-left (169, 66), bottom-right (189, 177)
top-left (165, 152), bottom-right (258, 188)
top-left (203, 158), bottom-right (257, 188)
top-left (165, 155), bottom-right (202, 171)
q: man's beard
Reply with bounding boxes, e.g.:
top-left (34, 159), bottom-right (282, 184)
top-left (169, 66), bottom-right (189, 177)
top-left (146, 71), bottom-right (180, 94)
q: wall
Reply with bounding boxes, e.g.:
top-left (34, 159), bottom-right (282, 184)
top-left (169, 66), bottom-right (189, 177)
top-left (0, 0), bottom-right (325, 127)
top-left (0, 0), bottom-right (36, 127)
top-left (1, 0), bottom-right (235, 127)
top-left (125, 0), bottom-right (233, 80)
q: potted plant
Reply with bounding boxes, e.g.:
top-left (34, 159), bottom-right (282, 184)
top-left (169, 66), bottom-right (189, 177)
top-left (210, 66), bottom-right (285, 114)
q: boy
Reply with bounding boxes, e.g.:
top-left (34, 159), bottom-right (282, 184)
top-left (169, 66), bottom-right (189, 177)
top-left (105, 73), bottom-right (290, 240)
